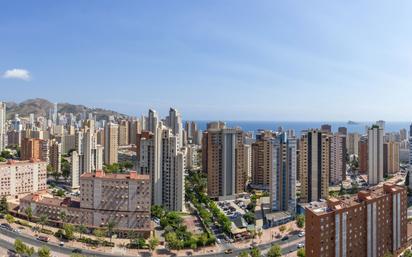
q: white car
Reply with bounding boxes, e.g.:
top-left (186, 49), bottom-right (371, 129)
top-left (298, 231), bottom-right (305, 237)
top-left (297, 243), bottom-right (304, 248)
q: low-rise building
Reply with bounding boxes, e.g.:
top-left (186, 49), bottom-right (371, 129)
top-left (20, 170), bottom-right (151, 237)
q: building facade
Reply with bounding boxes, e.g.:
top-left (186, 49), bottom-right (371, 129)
top-left (299, 130), bottom-right (330, 203)
top-left (368, 125), bottom-right (384, 185)
top-left (305, 183), bottom-right (407, 257)
top-left (0, 160), bottom-right (47, 197)
top-left (270, 133), bottom-right (297, 213)
top-left (20, 170), bottom-right (151, 238)
top-left (203, 122), bottom-right (246, 200)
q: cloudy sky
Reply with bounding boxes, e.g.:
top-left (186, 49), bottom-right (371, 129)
top-left (1, 1), bottom-right (412, 121)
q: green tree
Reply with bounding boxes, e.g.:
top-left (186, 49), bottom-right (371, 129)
top-left (38, 246), bottom-right (51, 257)
top-left (5, 213), bottom-right (15, 224)
top-left (297, 248), bottom-right (305, 257)
top-left (76, 224), bottom-right (87, 239)
top-left (403, 249), bottom-right (412, 257)
top-left (267, 244), bottom-right (282, 257)
top-left (56, 189), bottom-right (65, 197)
top-left (93, 228), bottom-right (106, 244)
top-left (238, 252), bottom-right (249, 257)
top-left (148, 236), bottom-right (159, 252)
top-left (14, 239), bottom-right (27, 256)
top-left (59, 210), bottom-right (67, 223)
top-left (64, 224), bottom-right (75, 240)
top-left (296, 214), bottom-right (305, 228)
top-left (26, 246), bottom-right (35, 257)
top-left (39, 214), bottom-right (48, 230)
top-left (25, 206), bottom-right (33, 222)
top-left (250, 247), bottom-right (261, 257)
top-left (106, 220), bottom-right (116, 242)
top-left (151, 205), bottom-right (166, 219)
top-left (383, 252), bottom-right (392, 257)
top-left (279, 225), bottom-right (286, 233)
top-left (243, 211), bottom-right (256, 225)
top-left (0, 196), bottom-right (8, 214)
top-left (61, 158), bottom-right (71, 181)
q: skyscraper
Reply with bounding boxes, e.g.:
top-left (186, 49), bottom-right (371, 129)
top-left (358, 136), bottom-right (368, 174)
top-left (270, 133), bottom-right (297, 213)
top-left (251, 131), bottom-right (274, 189)
top-left (330, 133), bottom-right (346, 185)
top-left (104, 122), bottom-right (118, 165)
top-left (71, 150), bottom-right (80, 189)
top-left (383, 141), bottom-right (400, 176)
top-left (299, 129), bottom-right (330, 203)
top-left (49, 139), bottom-right (62, 173)
top-left (160, 128), bottom-right (185, 211)
top-left (118, 119), bottom-right (129, 146)
top-left (166, 108), bottom-right (183, 147)
top-left (368, 125), bottom-right (384, 185)
top-left (0, 102), bottom-right (6, 151)
top-left (203, 122), bottom-right (246, 200)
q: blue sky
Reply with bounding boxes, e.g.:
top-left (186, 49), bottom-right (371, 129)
top-left (1, 1), bottom-right (412, 121)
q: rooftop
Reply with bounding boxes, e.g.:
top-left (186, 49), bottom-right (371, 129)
top-left (307, 183), bottom-right (405, 215)
top-left (80, 170), bottom-right (149, 181)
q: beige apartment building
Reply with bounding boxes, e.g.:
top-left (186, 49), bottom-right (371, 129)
top-left (330, 133), bottom-right (346, 185)
top-left (299, 129), bottom-right (330, 203)
top-left (118, 120), bottom-right (129, 146)
top-left (306, 183), bottom-right (407, 257)
top-left (202, 122), bottom-right (246, 200)
top-left (104, 122), bottom-right (118, 165)
top-left (20, 170), bottom-right (151, 238)
top-left (0, 160), bottom-right (47, 197)
top-left (384, 141), bottom-right (400, 176)
top-left (251, 131), bottom-right (274, 189)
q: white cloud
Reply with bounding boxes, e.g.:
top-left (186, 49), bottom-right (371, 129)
top-left (2, 69), bottom-right (31, 81)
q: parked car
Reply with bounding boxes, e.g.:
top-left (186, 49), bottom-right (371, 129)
top-left (36, 236), bottom-right (49, 242)
top-left (72, 249), bottom-right (82, 254)
top-left (224, 249), bottom-right (233, 254)
top-left (298, 231), bottom-right (305, 237)
top-left (298, 243), bottom-right (305, 248)
top-left (282, 236), bottom-right (289, 241)
top-left (0, 223), bottom-right (12, 231)
top-left (59, 241), bottom-right (65, 247)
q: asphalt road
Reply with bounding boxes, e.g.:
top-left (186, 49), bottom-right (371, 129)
top-left (0, 227), bottom-right (303, 257)
top-left (0, 228), bottom-right (116, 257)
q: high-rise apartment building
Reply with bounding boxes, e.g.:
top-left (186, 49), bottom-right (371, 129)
top-left (104, 122), bottom-right (118, 165)
top-left (321, 124), bottom-right (332, 133)
top-left (118, 120), bottom-right (129, 146)
top-left (21, 138), bottom-right (48, 161)
top-left (305, 183), bottom-right (407, 257)
top-left (346, 132), bottom-right (360, 156)
top-left (166, 108), bottom-right (183, 147)
top-left (160, 128), bottom-right (185, 211)
top-left (270, 133), bottom-right (297, 213)
top-left (359, 136), bottom-right (368, 174)
top-left (383, 141), bottom-right (400, 176)
top-left (251, 131), bottom-right (274, 189)
top-left (0, 102), bottom-right (6, 151)
top-left (330, 133), bottom-right (346, 185)
top-left (299, 130), bottom-right (330, 203)
top-left (71, 150), bottom-right (80, 189)
top-left (49, 140), bottom-right (61, 173)
top-left (203, 122), bottom-right (246, 200)
top-left (368, 125), bottom-right (384, 185)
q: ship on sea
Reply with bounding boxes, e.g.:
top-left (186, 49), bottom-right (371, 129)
top-left (347, 120), bottom-right (359, 125)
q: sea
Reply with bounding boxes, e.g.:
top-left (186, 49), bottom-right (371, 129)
top-left (193, 121), bottom-right (411, 136)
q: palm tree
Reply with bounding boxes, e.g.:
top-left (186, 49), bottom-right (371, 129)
top-left (58, 211), bottom-right (67, 224)
top-left (148, 237), bottom-right (159, 252)
top-left (25, 206), bottom-right (33, 222)
top-left (76, 224), bottom-right (87, 239)
top-left (106, 220), bottom-right (116, 243)
top-left (39, 214), bottom-right (48, 231)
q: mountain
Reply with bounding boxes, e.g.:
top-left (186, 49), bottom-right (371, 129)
top-left (5, 98), bottom-right (128, 120)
